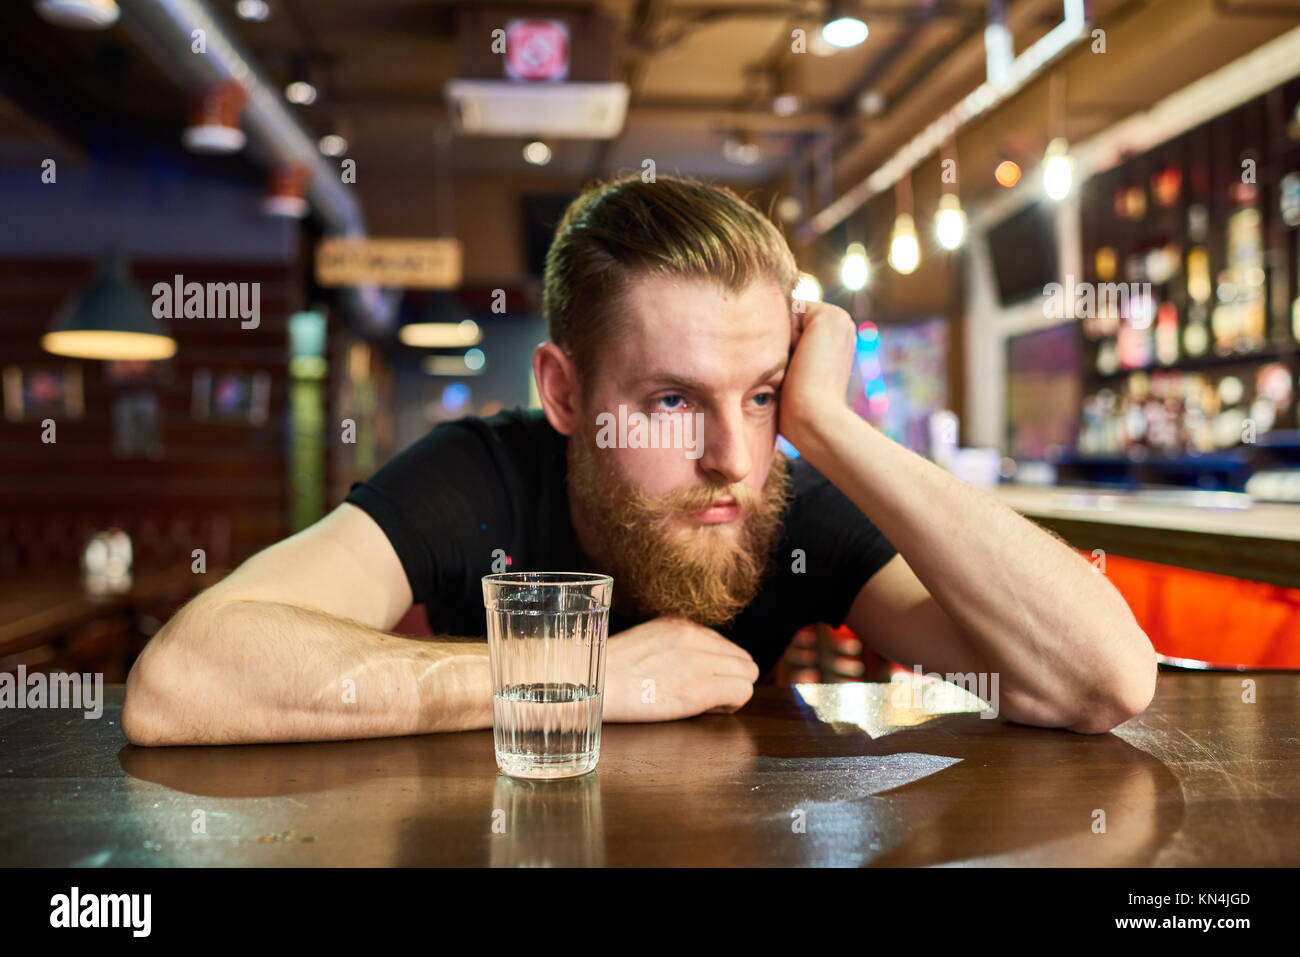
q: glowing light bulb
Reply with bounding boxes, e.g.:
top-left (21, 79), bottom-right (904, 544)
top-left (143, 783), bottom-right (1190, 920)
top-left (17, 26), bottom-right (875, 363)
top-left (793, 272), bottom-right (823, 302)
top-left (522, 141), bottom-right (551, 165)
top-left (1043, 138), bottom-right (1074, 201)
top-left (995, 160), bottom-right (1022, 188)
top-left (934, 194), bottom-right (966, 250)
top-left (840, 243), bottom-right (869, 291)
top-left (822, 17), bottom-right (868, 48)
top-left (285, 80), bottom-right (317, 105)
top-left (889, 214), bottom-right (920, 274)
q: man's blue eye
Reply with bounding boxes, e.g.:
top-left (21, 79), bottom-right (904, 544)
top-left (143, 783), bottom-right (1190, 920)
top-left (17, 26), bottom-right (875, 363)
top-left (753, 393), bottom-right (774, 406)
top-left (657, 394), bottom-right (684, 410)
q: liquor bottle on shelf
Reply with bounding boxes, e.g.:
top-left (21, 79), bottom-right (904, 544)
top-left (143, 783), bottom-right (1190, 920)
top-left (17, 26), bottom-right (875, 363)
top-left (1216, 206), bottom-right (1267, 354)
top-left (1155, 302), bottom-right (1179, 366)
top-left (1095, 338), bottom-right (1119, 376)
top-left (1185, 245), bottom-right (1211, 357)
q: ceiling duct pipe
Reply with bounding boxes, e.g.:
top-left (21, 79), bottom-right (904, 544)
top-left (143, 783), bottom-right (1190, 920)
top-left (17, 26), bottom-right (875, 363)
top-left (115, 0), bottom-right (397, 333)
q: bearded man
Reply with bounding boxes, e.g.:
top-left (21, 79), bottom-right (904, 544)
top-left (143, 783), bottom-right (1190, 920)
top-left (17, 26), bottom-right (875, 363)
top-left (122, 174), bottom-right (1156, 745)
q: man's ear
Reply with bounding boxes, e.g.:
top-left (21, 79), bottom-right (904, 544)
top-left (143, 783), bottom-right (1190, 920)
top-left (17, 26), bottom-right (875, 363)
top-left (533, 342), bottom-right (582, 436)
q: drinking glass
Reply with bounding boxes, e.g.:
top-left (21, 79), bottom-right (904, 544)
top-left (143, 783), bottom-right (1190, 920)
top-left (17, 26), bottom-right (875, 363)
top-left (482, 572), bottom-right (613, 779)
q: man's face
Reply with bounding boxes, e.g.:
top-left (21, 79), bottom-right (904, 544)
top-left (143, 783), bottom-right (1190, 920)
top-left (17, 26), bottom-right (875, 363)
top-left (567, 274), bottom-right (795, 625)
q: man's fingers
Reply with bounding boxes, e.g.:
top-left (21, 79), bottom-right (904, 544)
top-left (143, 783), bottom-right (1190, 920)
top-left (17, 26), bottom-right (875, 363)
top-left (685, 627), bottom-right (757, 662)
top-left (702, 676), bottom-right (756, 714)
top-left (702, 651), bottom-right (760, 680)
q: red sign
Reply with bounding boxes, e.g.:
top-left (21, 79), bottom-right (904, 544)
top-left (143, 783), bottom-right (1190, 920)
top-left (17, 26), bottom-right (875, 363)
top-left (505, 19), bottom-right (569, 82)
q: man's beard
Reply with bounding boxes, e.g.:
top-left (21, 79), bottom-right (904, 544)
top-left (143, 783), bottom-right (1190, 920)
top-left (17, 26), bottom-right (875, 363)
top-left (568, 428), bottom-right (793, 627)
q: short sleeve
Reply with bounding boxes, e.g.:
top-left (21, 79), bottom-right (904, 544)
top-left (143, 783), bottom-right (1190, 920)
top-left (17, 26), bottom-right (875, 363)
top-left (343, 419), bottom-right (514, 611)
top-left (785, 459), bottom-right (897, 628)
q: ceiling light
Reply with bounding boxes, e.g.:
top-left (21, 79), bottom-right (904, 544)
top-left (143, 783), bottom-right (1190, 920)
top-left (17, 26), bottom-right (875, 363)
top-left (772, 93), bottom-right (801, 117)
top-left (262, 165), bottom-right (311, 218)
top-left (771, 62), bottom-right (802, 117)
top-left (995, 160), bottom-right (1022, 188)
top-left (889, 214), bottom-right (920, 274)
top-left (424, 355), bottom-right (485, 377)
top-left (840, 243), bottom-right (869, 291)
top-left (1042, 137), bottom-right (1074, 201)
top-left (34, 0), bottom-right (119, 30)
top-left (182, 83), bottom-right (248, 154)
top-left (401, 318), bottom-right (481, 349)
top-left (822, 16), bottom-right (868, 49)
top-left (318, 134), bottom-right (348, 157)
top-left (934, 194), bottom-right (966, 250)
top-left (285, 80), bottom-right (317, 105)
top-left (235, 0), bottom-right (270, 21)
top-left (723, 132), bottom-right (761, 166)
top-left (43, 252), bottom-right (176, 361)
top-left (857, 90), bottom-right (886, 116)
top-left (522, 140), bottom-right (552, 165)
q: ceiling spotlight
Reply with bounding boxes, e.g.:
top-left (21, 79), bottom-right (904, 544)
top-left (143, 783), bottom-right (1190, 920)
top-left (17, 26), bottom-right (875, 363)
top-left (840, 242), bottom-right (869, 291)
top-left (772, 93), bottom-right (801, 117)
top-left (35, 0), bottom-right (120, 30)
top-left (857, 90), bottom-right (886, 117)
top-left (285, 80), bottom-right (317, 105)
top-left (235, 0), bottom-right (270, 21)
top-left (723, 132), bottom-right (761, 166)
top-left (934, 193), bottom-right (967, 250)
top-left (822, 6), bottom-right (868, 49)
top-left (262, 164), bottom-right (311, 218)
top-left (182, 83), bottom-right (248, 155)
top-left (318, 134), bottom-right (348, 157)
top-left (771, 62), bottom-right (802, 117)
top-left (522, 140), bottom-right (552, 165)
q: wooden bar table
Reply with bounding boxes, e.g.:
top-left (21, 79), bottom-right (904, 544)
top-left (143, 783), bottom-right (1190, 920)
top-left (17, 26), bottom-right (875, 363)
top-left (1, 674), bottom-right (1295, 866)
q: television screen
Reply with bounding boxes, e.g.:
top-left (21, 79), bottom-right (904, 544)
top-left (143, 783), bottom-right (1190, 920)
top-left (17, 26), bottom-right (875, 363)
top-left (987, 202), bottom-right (1059, 306)
top-left (1005, 322), bottom-right (1079, 461)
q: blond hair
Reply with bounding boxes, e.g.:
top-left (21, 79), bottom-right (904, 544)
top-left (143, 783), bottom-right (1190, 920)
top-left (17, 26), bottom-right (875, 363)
top-left (542, 173), bottom-right (799, 391)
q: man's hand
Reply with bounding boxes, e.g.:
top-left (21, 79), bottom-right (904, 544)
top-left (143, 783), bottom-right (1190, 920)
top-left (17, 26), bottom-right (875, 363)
top-left (779, 299), bottom-right (858, 451)
top-left (601, 616), bottom-right (760, 722)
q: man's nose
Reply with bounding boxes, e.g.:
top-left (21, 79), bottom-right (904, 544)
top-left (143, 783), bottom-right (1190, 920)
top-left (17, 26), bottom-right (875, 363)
top-left (697, 407), bottom-right (751, 485)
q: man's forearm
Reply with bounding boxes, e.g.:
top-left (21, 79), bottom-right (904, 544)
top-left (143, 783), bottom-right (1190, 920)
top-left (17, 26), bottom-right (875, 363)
top-left (795, 406), bottom-right (1156, 727)
top-left (123, 597), bottom-right (492, 746)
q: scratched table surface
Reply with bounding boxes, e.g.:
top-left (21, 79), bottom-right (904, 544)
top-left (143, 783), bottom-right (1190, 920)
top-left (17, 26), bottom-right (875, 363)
top-left (1, 674), bottom-right (1295, 866)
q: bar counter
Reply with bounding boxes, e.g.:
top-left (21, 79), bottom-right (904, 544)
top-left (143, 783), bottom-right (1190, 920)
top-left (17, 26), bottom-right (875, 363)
top-left (996, 484), bottom-right (1300, 589)
top-left (2, 675), bottom-right (1296, 866)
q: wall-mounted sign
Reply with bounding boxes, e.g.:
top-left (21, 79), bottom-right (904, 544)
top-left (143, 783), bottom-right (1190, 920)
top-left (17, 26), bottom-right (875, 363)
top-left (505, 19), bottom-right (569, 81)
top-left (315, 238), bottom-right (462, 289)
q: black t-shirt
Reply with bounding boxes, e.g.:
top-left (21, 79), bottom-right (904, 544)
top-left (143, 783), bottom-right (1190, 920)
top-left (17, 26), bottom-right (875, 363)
top-left (344, 407), bottom-right (897, 680)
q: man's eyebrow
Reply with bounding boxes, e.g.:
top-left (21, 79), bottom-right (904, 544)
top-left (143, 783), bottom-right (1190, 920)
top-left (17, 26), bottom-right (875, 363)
top-left (632, 370), bottom-right (707, 391)
top-left (633, 361), bottom-right (787, 391)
